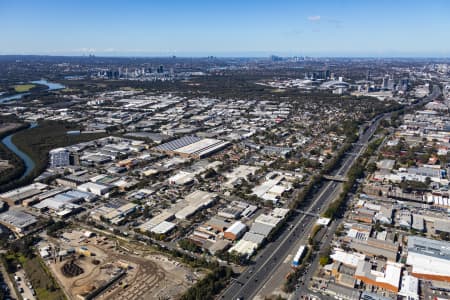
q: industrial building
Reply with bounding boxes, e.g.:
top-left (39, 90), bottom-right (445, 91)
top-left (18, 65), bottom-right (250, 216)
top-left (175, 190), bottom-right (217, 220)
top-left (31, 189), bottom-right (95, 217)
top-left (154, 136), bottom-right (230, 158)
top-left (33, 197), bottom-right (81, 215)
top-left (252, 172), bottom-right (292, 203)
top-left (406, 236), bottom-right (450, 282)
top-left (224, 221), bottom-right (247, 241)
top-left (0, 183), bottom-right (48, 206)
top-left (399, 272), bottom-right (419, 300)
top-left (330, 248), bottom-right (366, 268)
top-left (150, 221), bottom-right (176, 235)
top-left (91, 203), bottom-right (138, 225)
top-left (104, 203), bottom-right (138, 225)
top-left (228, 208), bottom-right (289, 257)
top-left (218, 201), bottom-right (257, 219)
top-left (434, 219), bottom-right (450, 235)
top-left (77, 182), bottom-right (112, 196)
top-left (348, 236), bottom-right (399, 262)
top-left (0, 210), bottom-right (38, 234)
top-left (241, 232), bottom-right (265, 245)
top-left (223, 165), bottom-right (259, 188)
top-left (138, 211), bottom-right (175, 233)
top-left (354, 260), bottom-right (402, 293)
top-left (205, 216), bottom-right (231, 232)
top-left (168, 171), bottom-right (195, 185)
top-left (229, 239), bottom-right (258, 257)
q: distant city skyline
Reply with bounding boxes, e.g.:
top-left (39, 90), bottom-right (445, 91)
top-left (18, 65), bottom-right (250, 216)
top-left (1, 0), bottom-right (450, 57)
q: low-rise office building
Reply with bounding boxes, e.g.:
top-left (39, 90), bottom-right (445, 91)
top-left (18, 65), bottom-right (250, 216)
top-left (354, 260), bottom-right (402, 293)
top-left (49, 147), bottom-right (70, 168)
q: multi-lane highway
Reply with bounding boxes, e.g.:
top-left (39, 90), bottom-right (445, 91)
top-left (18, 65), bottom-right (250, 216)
top-left (221, 114), bottom-right (382, 300)
top-left (221, 86), bottom-right (441, 300)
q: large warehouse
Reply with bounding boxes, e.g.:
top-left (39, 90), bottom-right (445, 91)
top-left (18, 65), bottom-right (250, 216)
top-left (0, 210), bottom-right (38, 235)
top-left (175, 190), bottom-right (218, 220)
top-left (154, 136), bottom-right (230, 158)
top-left (406, 236), bottom-right (450, 282)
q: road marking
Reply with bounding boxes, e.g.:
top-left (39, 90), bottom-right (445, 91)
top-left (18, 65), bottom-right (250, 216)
top-left (238, 142), bottom-right (367, 298)
top-left (234, 182), bottom-right (334, 298)
top-left (284, 254), bottom-right (293, 264)
top-left (227, 104), bottom-right (413, 299)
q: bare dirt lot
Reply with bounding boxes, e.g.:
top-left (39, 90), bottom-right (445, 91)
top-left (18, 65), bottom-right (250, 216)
top-left (44, 229), bottom-right (201, 300)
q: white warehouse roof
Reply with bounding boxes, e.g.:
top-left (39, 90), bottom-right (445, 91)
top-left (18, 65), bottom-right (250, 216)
top-left (150, 221), bottom-right (176, 234)
top-left (225, 221), bottom-right (247, 236)
top-left (229, 239), bottom-right (258, 257)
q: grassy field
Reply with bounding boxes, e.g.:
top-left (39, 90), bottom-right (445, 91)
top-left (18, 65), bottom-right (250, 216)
top-left (13, 84), bottom-right (35, 92)
top-left (24, 256), bottom-right (66, 300)
top-left (4, 253), bottom-right (66, 300)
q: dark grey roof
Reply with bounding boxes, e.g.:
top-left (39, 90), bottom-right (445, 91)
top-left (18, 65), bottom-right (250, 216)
top-left (154, 136), bottom-right (202, 152)
top-left (249, 222), bottom-right (273, 237)
top-left (408, 236), bottom-right (450, 260)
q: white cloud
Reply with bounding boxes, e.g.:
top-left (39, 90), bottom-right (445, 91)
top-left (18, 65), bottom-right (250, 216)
top-left (307, 15), bottom-right (321, 22)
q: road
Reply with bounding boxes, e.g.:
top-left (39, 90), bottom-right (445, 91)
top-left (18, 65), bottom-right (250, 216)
top-left (291, 85), bottom-right (442, 300)
top-left (221, 85), bottom-right (441, 300)
top-left (221, 133), bottom-right (368, 300)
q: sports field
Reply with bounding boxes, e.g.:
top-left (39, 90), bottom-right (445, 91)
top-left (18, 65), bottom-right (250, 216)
top-left (13, 84), bottom-right (35, 92)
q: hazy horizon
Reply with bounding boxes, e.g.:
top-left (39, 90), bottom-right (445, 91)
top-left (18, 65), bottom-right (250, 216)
top-left (1, 0), bottom-right (450, 58)
top-left (1, 52), bottom-right (450, 59)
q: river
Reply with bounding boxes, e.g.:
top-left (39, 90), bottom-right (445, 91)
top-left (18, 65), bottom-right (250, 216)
top-left (0, 79), bottom-right (64, 180)
top-left (1, 123), bottom-right (38, 180)
top-left (31, 79), bottom-right (65, 90)
top-left (0, 79), bottom-right (65, 103)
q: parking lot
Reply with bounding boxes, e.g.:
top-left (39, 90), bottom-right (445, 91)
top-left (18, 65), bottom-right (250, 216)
top-left (13, 267), bottom-right (36, 300)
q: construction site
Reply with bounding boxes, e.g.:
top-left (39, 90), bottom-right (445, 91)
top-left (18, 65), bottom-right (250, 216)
top-left (43, 229), bottom-right (201, 300)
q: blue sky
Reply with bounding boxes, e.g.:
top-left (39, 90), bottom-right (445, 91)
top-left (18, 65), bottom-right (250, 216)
top-left (1, 0), bottom-right (449, 57)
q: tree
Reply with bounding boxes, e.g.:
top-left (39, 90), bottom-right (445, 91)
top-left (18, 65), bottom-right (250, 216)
top-left (366, 162), bottom-right (377, 173)
top-left (181, 266), bottom-right (233, 300)
top-left (142, 205), bottom-right (152, 218)
top-left (264, 200), bottom-right (274, 208)
top-left (440, 232), bottom-right (450, 241)
top-left (374, 221), bottom-right (383, 232)
top-left (9, 235), bottom-right (39, 258)
top-left (319, 256), bottom-right (331, 266)
top-left (179, 239), bottom-right (202, 253)
top-left (309, 148), bottom-right (319, 156)
top-left (46, 220), bottom-right (67, 237)
top-left (203, 168), bottom-right (217, 179)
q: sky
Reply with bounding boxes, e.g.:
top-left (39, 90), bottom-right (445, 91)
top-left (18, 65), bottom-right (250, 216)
top-left (1, 0), bottom-right (450, 57)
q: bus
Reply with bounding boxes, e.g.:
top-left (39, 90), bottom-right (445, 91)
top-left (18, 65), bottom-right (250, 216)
top-left (292, 245), bottom-right (306, 267)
